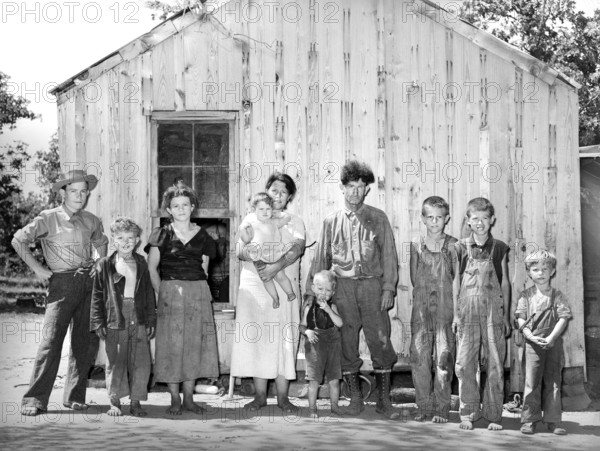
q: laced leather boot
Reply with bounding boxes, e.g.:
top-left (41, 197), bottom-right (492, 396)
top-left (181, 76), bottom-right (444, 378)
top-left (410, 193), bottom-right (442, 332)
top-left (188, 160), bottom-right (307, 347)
top-left (375, 370), bottom-right (400, 420)
top-left (343, 372), bottom-right (365, 416)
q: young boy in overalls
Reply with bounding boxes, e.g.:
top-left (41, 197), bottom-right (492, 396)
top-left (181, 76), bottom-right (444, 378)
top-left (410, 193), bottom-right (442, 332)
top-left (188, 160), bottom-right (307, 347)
top-left (452, 197), bottom-right (512, 431)
top-left (409, 196), bottom-right (458, 423)
top-left (515, 250), bottom-right (571, 435)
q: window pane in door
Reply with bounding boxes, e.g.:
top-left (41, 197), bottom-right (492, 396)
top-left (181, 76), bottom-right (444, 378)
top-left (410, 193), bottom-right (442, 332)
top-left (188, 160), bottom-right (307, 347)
top-left (195, 166), bottom-right (229, 209)
top-left (158, 167), bottom-right (193, 204)
top-left (194, 124), bottom-right (229, 165)
top-left (157, 123), bottom-right (192, 166)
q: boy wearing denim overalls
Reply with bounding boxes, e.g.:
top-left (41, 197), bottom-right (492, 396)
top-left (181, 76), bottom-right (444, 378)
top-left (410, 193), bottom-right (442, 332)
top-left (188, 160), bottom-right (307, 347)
top-left (410, 196), bottom-right (458, 423)
top-left (453, 198), bottom-right (512, 431)
top-left (515, 250), bottom-right (571, 435)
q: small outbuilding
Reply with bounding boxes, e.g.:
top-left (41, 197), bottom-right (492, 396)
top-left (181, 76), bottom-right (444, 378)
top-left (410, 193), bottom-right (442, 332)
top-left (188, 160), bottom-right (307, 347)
top-left (51, 0), bottom-right (584, 392)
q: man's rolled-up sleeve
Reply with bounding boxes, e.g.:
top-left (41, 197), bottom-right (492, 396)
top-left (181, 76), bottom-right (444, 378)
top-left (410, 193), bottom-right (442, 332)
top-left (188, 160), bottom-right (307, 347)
top-left (14, 214), bottom-right (48, 246)
top-left (90, 218), bottom-right (109, 250)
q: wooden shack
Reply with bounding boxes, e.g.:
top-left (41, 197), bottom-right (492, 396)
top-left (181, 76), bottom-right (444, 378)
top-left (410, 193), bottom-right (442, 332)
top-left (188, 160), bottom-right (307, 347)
top-left (51, 0), bottom-right (584, 387)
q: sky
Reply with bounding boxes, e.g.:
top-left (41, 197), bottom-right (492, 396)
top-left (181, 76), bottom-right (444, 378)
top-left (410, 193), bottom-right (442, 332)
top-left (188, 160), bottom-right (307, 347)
top-left (1, 0), bottom-right (599, 193)
top-left (0, 0), bottom-right (158, 191)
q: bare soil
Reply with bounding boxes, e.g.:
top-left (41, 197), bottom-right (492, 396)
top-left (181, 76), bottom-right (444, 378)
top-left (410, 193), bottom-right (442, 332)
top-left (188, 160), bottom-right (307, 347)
top-left (0, 311), bottom-right (598, 450)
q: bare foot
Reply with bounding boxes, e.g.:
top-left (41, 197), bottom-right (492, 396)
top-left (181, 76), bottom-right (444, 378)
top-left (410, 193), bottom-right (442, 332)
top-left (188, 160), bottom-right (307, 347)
top-left (183, 400), bottom-right (206, 414)
top-left (432, 415), bottom-right (448, 423)
top-left (287, 292), bottom-right (296, 302)
top-left (130, 401), bottom-right (147, 417)
top-left (459, 420), bottom-right (474, 430)
top-left (21, 406), bottom-right (43, 416)
top-left (546, 422), bottom-right (567, 435)
top-left (277, 400), bottom-right (300, 415)
top-left (244, 397), bottom-right (267, 412)
top-left (273, 298), bottom-right (280, 309)
top-left (309, 408), bottom-right (319, 419)
top-left (107, 405), bottom-right (123, 416)
top-left (488, 422), bottom-right (503, 431)
top-left (166, 396), bottom-right (182, 415)
top-left (414, 413), bottom-right (428, 422)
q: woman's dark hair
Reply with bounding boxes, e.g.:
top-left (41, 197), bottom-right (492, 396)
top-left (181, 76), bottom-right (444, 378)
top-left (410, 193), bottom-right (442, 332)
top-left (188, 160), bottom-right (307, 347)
top-left (265, 172), bottom-right (297, 200)
top-left (340, 160), bottom-right (375, 185)
top-left (161, 185), bottom-right (198, 215)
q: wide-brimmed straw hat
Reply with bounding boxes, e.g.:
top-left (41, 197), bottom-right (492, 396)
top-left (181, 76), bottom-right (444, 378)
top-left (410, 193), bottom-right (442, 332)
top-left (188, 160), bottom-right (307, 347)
top-left (51, 169), bottom-right (99, 193)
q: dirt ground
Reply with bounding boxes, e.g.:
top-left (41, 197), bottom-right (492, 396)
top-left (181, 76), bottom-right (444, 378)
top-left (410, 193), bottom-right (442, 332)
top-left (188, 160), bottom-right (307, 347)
top-left (0, 311), bottom-right (599, 450)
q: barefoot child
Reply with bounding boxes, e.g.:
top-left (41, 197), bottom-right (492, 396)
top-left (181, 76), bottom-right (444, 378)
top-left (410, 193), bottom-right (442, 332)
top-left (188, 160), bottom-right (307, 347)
top-left (410, 196), bottom-right (458, 423)
top-left (240, 192), bottom-right (296, 308)
top-left (300, 271), bottom-right (343, 419)
top-left (91, 217), bottom-right (156, 417)
top-left (516, 250), bottom-right (571, 435)
top-left (453, 197), bottom-right (512, 431)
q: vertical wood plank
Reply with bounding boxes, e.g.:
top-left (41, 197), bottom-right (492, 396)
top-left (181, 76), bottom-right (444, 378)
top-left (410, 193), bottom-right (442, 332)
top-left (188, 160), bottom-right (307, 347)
top-left (152, 38), bottom-right (176, 110)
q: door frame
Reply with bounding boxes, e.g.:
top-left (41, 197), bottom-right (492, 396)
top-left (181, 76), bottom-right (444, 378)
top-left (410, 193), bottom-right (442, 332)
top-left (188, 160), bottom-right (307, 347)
top-left (150, 110), bottom-right (241, 306)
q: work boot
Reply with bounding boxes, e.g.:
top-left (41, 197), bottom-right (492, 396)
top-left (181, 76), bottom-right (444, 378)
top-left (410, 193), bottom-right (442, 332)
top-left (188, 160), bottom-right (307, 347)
top-left (375, 370), bottom-right (400, 420)
top-left (343, 373), bottom-right (365, 416)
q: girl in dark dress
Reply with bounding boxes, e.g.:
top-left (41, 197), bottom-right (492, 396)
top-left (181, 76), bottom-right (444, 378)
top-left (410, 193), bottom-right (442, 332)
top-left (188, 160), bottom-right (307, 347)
top-left (146, 186), bottom-right (218, 415)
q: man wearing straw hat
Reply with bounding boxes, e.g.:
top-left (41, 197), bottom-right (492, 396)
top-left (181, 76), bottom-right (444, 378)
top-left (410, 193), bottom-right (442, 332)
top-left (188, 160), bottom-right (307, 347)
top-left (12, 169), bottom-right (108, 416)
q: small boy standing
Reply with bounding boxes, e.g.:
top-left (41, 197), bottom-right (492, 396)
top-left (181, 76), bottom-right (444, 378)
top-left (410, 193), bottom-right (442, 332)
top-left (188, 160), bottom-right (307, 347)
top-left (453, 197), bottom-right (511, 431)
top-left (91, 217), bottom-right (156, 417)
top-left (410, 196), bottom-right (458, 423)
top-left (516, 250), bottom-right (571, 435)
top-left (300, 271), bottom-right (344, 419)
top-left (239, 192), bottom-right (295, 308)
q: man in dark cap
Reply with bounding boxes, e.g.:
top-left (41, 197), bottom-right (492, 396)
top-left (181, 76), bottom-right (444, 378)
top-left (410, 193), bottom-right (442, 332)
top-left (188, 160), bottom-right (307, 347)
top-left (12, 169), bottom-right (108, 416)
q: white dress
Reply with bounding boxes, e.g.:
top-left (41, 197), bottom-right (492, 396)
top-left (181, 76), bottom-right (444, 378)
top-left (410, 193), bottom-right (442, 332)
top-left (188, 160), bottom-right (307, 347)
top-left (230, 213), bottom-right (305, 380)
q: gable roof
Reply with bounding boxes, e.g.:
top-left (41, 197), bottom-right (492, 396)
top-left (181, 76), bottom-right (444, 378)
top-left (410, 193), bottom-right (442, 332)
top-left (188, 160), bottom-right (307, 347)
top-left (50, 0), bottom-right (580, 96)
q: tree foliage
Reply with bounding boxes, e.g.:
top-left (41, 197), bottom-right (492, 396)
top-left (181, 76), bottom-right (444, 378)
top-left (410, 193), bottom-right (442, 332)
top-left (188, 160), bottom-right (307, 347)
top-left (0, 136), bottom-right (62, 276)
top-left (0, 143), bottom-right (36, 275)
top-left (34, 133), bottom-right (62, 207)
top-left (460, 0), bottom-right (600, 146)
top-left (145, 0), bottom-right (205, 20)
top-left (0, 71), bottom-right (37, 133)
top-left (0, 72), bottom-right (61, 276)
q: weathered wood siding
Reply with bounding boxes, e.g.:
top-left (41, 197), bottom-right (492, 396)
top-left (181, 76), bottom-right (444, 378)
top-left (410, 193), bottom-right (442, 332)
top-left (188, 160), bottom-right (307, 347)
top-left (55, 0), bottom-right (584, 369)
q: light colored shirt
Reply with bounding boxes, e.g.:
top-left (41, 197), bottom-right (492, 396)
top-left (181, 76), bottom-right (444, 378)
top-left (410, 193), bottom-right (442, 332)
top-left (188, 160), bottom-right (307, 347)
top-left (14, 205), bottom-right (108, 273)
top-left (307, 203), bottom-right (399, 294)
top-left (515, 286), bottom-right (572, 337)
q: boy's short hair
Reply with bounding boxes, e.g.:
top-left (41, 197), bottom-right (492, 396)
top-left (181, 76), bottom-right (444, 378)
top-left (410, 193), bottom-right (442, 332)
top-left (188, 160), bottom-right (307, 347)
top-left (250, 192), bottom-right (274, 209)
top-left (313, 270), bottom-right (337, 288)
top-left (110, 217), bottom-right (142, 237)
top-left (466, 197), bottom-right (495, 217)
top-left (524, 249), bottom-right (557, 271)
top-left (340, 160), bottom-right (375, 186)
top-left (422, 196), bottom-right (450, 216)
